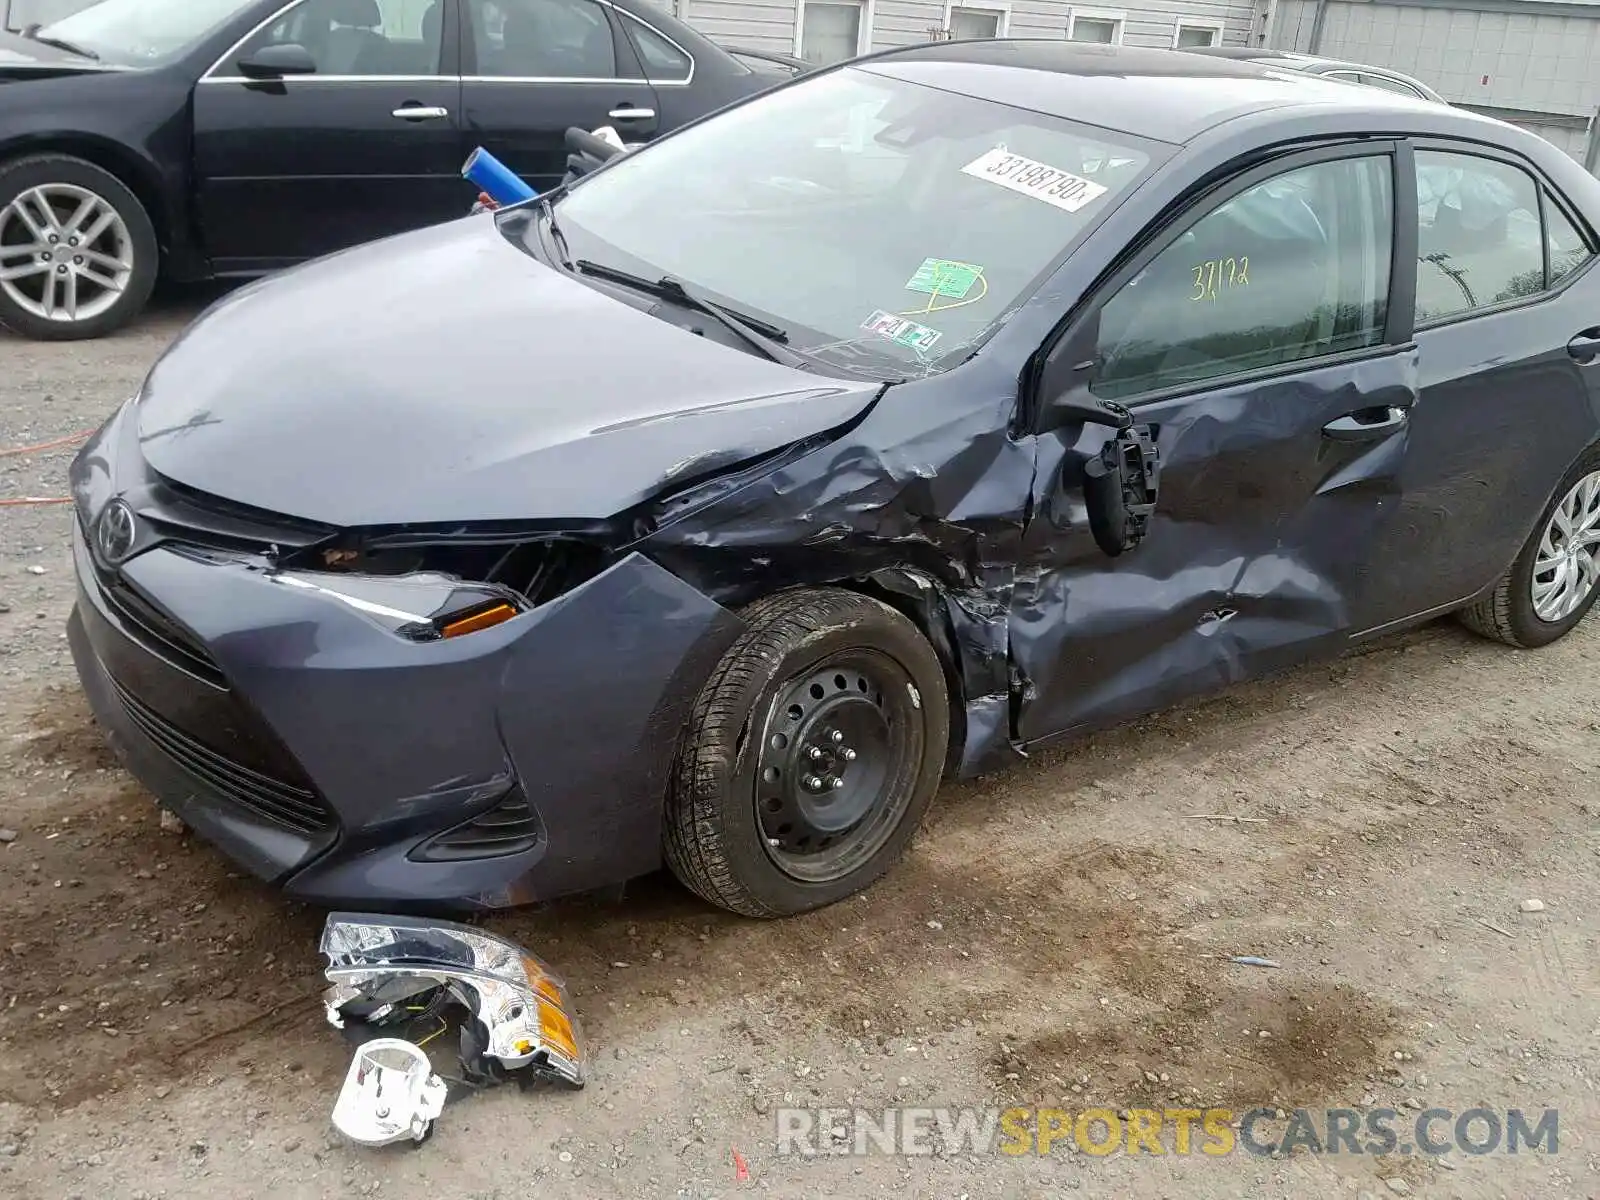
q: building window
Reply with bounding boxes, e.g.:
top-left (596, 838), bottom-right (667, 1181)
top-left (947, 3), bottom-right (1007, 38)
top-left (798, 0), bottom-right (867, 65)
top-left (1066, 8), bottom-right (1125, 44)
top-left (1172, 20), bottom-right (1223, 48)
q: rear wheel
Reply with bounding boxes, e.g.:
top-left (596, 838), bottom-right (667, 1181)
top-left (1460, 454), bottom-right (1600, 648)
top-left (665, 588), bottom-right (949, 917)
top-left (0, 155), bottom-right (158, 341)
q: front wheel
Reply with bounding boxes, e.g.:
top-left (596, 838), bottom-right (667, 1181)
top-left (665, 588), bottom-right (950, 917)
top-left (0, 154), bottom-right (158, 341)
top-left (1460, 454), bottom-right (1600, 648)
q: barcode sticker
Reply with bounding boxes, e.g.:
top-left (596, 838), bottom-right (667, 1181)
top-left (961, 147), bottom-right (1108, 213)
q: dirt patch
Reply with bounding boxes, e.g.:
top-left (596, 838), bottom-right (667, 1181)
top-left (14, 686), bottom-right (118, 774)
top-left (0, 778), bottom-right (322, 1109)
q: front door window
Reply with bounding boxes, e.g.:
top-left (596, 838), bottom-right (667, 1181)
top-left (230, 0), bottom-right (448, 76)
top-left (1093, 155), bottom-right (1394, 400)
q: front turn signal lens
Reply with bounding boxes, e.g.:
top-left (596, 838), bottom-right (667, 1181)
top-left (439, 602), bottom-right (519, 639)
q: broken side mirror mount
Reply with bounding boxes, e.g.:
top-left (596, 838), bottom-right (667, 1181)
top-left (1083, 423), bottom-right (1160, 557)
top-left (1054, 394), bottom-right (1135, 431)
top-left (1035, 315), bottom-right (1161, 557)
top-left (1045, 385), bottom-right (1162, 558)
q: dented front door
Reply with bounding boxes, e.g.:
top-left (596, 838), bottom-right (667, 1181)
top-left (1009, 145), bottom-right (1418, 744)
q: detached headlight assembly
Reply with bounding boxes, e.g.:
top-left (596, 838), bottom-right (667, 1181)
top-left (269, 570), bottom-right (523, 641)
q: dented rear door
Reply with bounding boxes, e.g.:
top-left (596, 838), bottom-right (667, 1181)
top-left (1011, 143), bottom-right (1418, 743)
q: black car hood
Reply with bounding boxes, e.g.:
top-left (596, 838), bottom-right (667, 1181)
top-left (136, 216), bottom-right (880, 528)
top-left (0, 31), bottom-right (117, 78)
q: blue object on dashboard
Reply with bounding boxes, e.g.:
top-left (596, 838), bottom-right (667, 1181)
top-left (463, 147), bottom-right (537, 206)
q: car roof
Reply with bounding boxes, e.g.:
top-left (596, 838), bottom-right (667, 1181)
top-left (858, 41), bottom-right (1450, 145)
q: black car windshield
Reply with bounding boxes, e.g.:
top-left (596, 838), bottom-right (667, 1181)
top-left (538, 66), bottom-right (1159, 377)
top-left (35, 0), bottom-right (259, 67)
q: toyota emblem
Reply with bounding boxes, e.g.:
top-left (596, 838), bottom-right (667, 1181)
top-left (95, 499), bottom-right (137, 566)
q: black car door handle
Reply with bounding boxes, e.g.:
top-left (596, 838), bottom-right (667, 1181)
top-left (392, 104), bottom-right (450, 121)
top-left (1568, 330), bottom-right (1600, 363)
top-left (1322, 406), bottom-right (1409, 442)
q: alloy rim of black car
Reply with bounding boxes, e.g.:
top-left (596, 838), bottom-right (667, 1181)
top-left (754, 648), bottom-right (923, 884)
top-left (0, 182), bottom-right (133, 325)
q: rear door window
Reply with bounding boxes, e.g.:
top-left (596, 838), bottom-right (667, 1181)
top-left (1359, 72), bottom-right (1427, 99)
top-left (621, 14), bottom-right (690, 82)
top-left (467, 0), bottom-right (618, 78)
top-left (1546, 194), bottom-right (1595, 285)
top-left (1415, 151), bottom-right (1548, 322)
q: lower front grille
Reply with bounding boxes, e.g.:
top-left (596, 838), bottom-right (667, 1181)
top-left (110, 676), bottom-right (334, 835)
top-left (412, 789), bottom-right (544, 862)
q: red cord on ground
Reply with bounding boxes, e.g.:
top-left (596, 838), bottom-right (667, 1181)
top-left (1, 429), bottom-right (94, 457)
top-left (0, 497), bottom-right (72, 506)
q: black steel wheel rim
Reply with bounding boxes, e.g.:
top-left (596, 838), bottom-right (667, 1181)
top-left (754, 648), bottom-right (924, 883)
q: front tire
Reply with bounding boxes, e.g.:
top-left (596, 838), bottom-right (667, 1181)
top-left (1460, 451), bottom-right (1600, 648)
top-left (665, 588), bottom-right (950, 917)
top-left (0, 154), bottom-right (158, 341)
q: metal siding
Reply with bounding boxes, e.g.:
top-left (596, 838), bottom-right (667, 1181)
top-left (678, 0), bottom-right (1257, 54)
top-left (875, 0), bottom-right (950, 45)
top-left (1013, 0), bottom-right (1257, 42)
top-left (683, 0), bottom-right (801, 51)
top-left (1268, 1), bottom-right (1600, 169)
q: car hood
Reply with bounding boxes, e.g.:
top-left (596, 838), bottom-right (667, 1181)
top-left (135, 216), bottom-right (881, 528)
top-left (0, 31), bottom-right (119, 78)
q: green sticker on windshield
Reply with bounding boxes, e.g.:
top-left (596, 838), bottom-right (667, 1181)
top-left (905, 258), bottom-right (983, 300)
top-left (862, 309), bottom-right (942, 353)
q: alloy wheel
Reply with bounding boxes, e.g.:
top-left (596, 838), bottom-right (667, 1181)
top-left (0, 183), bottom-right (134, 325)
top-left (1531, 469), bottom-right (1600, 623)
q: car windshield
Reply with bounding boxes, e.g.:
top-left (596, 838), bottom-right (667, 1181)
top-left (35, 0), bottom-right (259, 67)
top-left (533, 66), bottom-right (1159, 377)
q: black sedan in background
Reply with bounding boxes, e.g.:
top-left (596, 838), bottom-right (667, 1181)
top-left (0, 0), bottom-right (775, 340)
top-left (67, 43), bottom-right (1600, 918)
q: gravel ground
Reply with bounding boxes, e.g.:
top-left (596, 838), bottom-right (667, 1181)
top-left (1, 291), bottom-right (1597, 1200)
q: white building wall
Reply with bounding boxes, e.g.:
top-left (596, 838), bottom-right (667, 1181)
top-left (1271, 0), bottom-right (1600, 167)
top-left (676, 0), bottom-right (1258, 55)
top-left (681, 0), bottom-right (799, 51)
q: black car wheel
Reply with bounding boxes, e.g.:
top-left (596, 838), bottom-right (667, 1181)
top-left (0, 154), bottom-right (158, 341)
top-left (666, 587), bottom-right (950, 917)
top-left (1460, 448), bottom-right (1600, 648)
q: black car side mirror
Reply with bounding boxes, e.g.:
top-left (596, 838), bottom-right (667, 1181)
top-left (237, 43), bottom-right (318, 79)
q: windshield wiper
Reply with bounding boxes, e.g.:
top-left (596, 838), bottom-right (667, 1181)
top-left (573, 259), bottom-right (806, 369)
top-left (538, 198), bottom-right (572, 271)
top-left (25, 29), bottom-right (100, 61)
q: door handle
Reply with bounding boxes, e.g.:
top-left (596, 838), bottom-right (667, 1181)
top-left (608, 106), bottom-right (655, 120)
top-left (1322, 406), bottom-right (1409, 442)
top-left (392, 105), bottom-right (449, 121)
top-left (1568, 329), bottom-right (1600, 363)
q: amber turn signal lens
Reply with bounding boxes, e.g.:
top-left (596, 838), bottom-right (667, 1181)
top-left (439, 602), bottom-right (518, 639)
top-left (538, 1001), bottom-right (581, 1061)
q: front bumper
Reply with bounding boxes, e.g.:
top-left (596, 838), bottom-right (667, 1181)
top-left (67, 520), bottom-right (742, 909)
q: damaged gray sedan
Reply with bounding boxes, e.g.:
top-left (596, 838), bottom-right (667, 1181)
top-left (66, 41), bottom-right (1600, 917)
